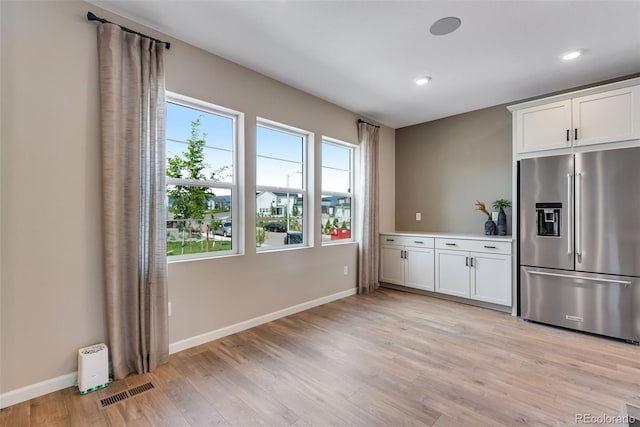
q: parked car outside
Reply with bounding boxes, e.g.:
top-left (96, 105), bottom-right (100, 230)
top-left (264, 222), bottom-right (287, 232)
top-left (284, 231), bottom-right (303, 245)
top-left (215, 221), bottom-right (232, 237)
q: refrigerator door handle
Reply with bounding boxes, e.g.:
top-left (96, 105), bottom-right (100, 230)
top-left (567, 173), bottom-right (572, 255)
top-left (527, 270), bottom-right (631, 286)
top-left (575, 172), bottom-right (582, 256)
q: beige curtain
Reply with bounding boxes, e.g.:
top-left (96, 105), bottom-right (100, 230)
top-left (98, 24), bottom-right (169, 379)
top-left (357, 121), bottom-right (380, 294)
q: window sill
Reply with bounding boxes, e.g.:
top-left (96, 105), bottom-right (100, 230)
top-left (167, 251), bottom-right (242, 264)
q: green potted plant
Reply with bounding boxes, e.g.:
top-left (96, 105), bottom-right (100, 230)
top-left (492, 199), bottom-right (511, 236)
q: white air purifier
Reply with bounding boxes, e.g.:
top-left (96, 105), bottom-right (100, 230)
top-left (78, 343), bottom-right (109, 394)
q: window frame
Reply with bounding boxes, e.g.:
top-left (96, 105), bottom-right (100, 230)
top-left (321, 136), bottom-right (356, 245)
top-left (165, 91), bottom-right (243, 261)
top-left (256, 118), bottom-right (311, 251)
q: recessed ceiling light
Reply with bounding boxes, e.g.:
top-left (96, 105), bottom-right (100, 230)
top-left (562, 50), bottom-right (582, 61)
top-left (430, 17), bottom-right (462, 36)
top-left (415, 76), bottom-right (431, 86)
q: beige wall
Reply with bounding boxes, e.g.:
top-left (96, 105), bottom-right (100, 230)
top-left (0, 1), bottom-right (395, 394)
top-left (395, 105), bottom-right (512, 234)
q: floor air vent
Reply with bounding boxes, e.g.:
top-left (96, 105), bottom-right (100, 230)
top-left (99, 382), bottom-right (156, 409)
top-left (128, 382), bottom-right (155, 396)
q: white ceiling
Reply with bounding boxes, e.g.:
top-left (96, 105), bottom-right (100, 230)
top-left (89, 0), bottom-right (640, 129)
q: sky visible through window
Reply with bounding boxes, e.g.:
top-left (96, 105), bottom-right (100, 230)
top-left (166, 102), bottom-right (233, 183)
top-left (322, 142), bottom-right (351, 194)
top-left (256, 125), bottom-right (304, 189)
top-left (166, 102), bottom-right (350, 193)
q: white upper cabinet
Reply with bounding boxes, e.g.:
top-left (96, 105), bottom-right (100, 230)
top-left (572, 86), bottom-right (640, 147)
top-left (515, 100), bottom-right (572, 153)
top-left (510, 79), bottom-right (640, 154)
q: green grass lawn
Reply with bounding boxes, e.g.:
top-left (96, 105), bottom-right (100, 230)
top-left (167, 239), bottom-right (231, 256)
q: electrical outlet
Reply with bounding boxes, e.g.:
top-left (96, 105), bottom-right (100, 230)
top-left (416, 212), bottom-right (421, 221)
top-left (168, 302), bottom-right (172, 317)
top-left (343, 265), bottom-right (348, 275)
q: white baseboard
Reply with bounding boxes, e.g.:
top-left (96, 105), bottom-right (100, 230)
top-left (169, 287), bottom-right (357, 354)
top-left (0, 372), bottom-right (76, 409)
top-left (0, 287), bottom-right (356, 409)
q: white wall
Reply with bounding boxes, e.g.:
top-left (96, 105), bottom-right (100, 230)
top-left (0, 0), bottom-right (395, 400)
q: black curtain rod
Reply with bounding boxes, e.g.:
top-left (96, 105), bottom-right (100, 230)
top-left (87, 12), bottom-right (171, 50)
top-left (357, 119), bottom-right (380, 128)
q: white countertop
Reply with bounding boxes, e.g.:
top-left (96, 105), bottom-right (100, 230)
top-left (381, 231), bottom-right (514, 242)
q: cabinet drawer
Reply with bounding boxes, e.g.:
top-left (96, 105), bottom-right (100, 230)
top-left (435, 238), bottom-right (474, 251)
top-left (380, 235), bottom-right (434, 248)
top-left (467, 240), bottom-right (511, 255)
top-left (435, 238), bottom-right (511, 254)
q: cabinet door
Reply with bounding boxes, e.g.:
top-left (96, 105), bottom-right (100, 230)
top-left (572, 86), bottom-right (640, 147)
top-left (405, 247), bottom-right (435, 291)
top-left (380, 245), bottom-right (404, 285)
top-left (470, 252), bottom-right (512, 306)
top-left (515, 100), bottom-right (572, 153)
top-left (435, 250), bottom-right (470, 298)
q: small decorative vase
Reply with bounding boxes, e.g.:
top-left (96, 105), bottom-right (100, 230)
top-left (497, 207), bottom-right (507, 236)
top-left (484, 219), bottom-right (497, 235)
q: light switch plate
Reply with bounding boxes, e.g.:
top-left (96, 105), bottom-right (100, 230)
top-left (416, 212), bottom-right (421, 221)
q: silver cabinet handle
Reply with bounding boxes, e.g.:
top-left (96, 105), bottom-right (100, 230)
top-left (575, 172), bottom-right (582, 257)
top-left (446, 243), bottom-right (457, 246)
top-left (413, 240), bottom-right (424, 244)
top-left (405, 250), bottom-right (408, 259)
top-left (470, 257), bottom-right (474, 267)
top-left (386, 238), bottom-right (395, 242)
top-left (567, 173), bottom-right (572, 256)
top-left (484, 245), bottom-right (496, 249)
top-left (528, 270), bottom-right (631, 285)
top-left (465, 256), bottom-right (469, 266)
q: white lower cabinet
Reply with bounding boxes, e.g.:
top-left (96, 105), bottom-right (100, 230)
top-left (434, 250), bottom-right (470, 298)
top-left (470, 252), bottom-right (512, 306)
top-left (380, 234), bottom-right (512, 308)
top-left (435, 238), bottom-right (512, 307)
top-left (380, 235), bottom-right (434, 291)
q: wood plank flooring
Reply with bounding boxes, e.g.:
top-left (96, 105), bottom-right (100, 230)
top-left (2, 288), bottom-right (639, 426)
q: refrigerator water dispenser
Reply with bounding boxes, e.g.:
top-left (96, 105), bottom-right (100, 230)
top-left (536, 202), bottom-right (561, 237)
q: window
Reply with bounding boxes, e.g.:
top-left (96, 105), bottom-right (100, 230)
top-left (256, 120), bottom-right (309, 249)
top-left (166, 93), bottom-right (240, 259)
top-left (322, 138), bottom-right (354, 243)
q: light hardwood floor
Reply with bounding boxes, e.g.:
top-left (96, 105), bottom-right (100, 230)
top-left (1, 288), bottom-right (639, 426)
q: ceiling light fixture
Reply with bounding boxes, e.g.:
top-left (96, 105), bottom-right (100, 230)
top-left (415, 76), bottom-right (431, 86)
top-left (430, 17), bottom-right (462, 36)
top-left (562, 50), bottom-right (582, 61)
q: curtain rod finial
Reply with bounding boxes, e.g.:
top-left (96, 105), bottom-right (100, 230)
top-left (357, 118), bottom-right (380, 128)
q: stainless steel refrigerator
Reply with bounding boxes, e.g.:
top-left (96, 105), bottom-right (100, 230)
top-left (519, 146), bottom-right (640, 343)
